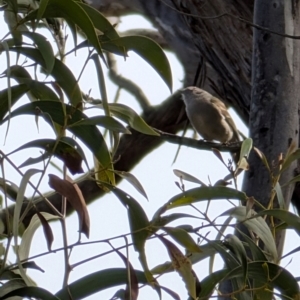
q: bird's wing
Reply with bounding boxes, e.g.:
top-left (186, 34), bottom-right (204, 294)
top-left (210, 97), bottom-right (240, 142)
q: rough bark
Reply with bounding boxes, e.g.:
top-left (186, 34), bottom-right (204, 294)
top-left (243, 0), bottom-right (300, 257)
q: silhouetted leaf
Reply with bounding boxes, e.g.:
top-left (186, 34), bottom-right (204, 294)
top-left (0, 178), bottom-right (23, 202)
top-left (198, 262), bottom-right (299, 299)
top-left (221, 207), bottom-right (278, 261)
top-left (110, 187), bottom-right (154, 282)
top-left (115, 170), bottom-right (148, 200)
top-left (104, 103), bottom-right (159, 136)
top-left (256, 209), bottom-right (300, 236)
top-left (1, 286), bottom-right (59, 300)
top-left (69, 116), bottom-right (131, 134)
top-left (114, 250), bottom-right (138, 300)
top-left (173, 169), bottom-right (205, 185)
top-left (36, 211), bottom-right (54, 251)
top-left (103, 36), bottom-right (172, 92)
top-left (77, 2), bottom-right (119, 40)
top-left (167, 186), bottom-right (247, 209)
top-left (19, 212), bottom-right (59, 266)
top-left (281, 148), bottom-right (300, 174)
top-left (8, 137), bottom-right (86, 174)
top-left (2, 65), bottom-right (59, 101)
top-left (1, 101), bottom-right (113, 183)
top-left (9, 47), bottom-right (82, 106)
top-left (162, 227), bottom-right (201, 253)
top-left (55, 268), bottom-right (149, 299)
top-left (223, 234), bottom-right (248, 285)
top-left (236, 138), bottom-right (252, 172)
top-left (0, 279), bottom-right (27, 299)
top-left (21, 31), bottom-right (55, 74)
top-left (151, 213), bottom-right (201, 228)
top-left (0, 84), bottom-right (29, 121)
top-left (14, 169), bottom-right (42, 286)
top-left (48, 174), bottom-right (90, 238)
top-left (21, 0), bottom-right (103, 58)
top-left (9, 261), bottom-right (44, 273)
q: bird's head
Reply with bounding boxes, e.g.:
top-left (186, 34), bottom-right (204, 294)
top-left (180, 86), bottom-right (210, 104)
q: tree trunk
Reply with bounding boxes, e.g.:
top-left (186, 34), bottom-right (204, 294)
top-left (243, 0), bottom-right (300, 258)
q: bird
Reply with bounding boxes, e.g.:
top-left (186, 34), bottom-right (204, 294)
top-left (181, 86), bottom-right (240, 144)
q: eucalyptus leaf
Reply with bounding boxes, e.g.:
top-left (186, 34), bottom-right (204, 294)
top-left (167, 186), bottom-right (247, 209)
top-left (221, 207), bottom-right (278, 261)
top-left (55, 268), bottom-right (148, 300)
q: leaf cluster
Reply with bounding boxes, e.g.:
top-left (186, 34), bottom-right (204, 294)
top-left (0, 1), bottom-right (299, 300)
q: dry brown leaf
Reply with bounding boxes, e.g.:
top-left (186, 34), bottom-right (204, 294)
top-left (36, 211), bottom-right (54, 251)
top-left (48, 174), bottom-right (90, 238)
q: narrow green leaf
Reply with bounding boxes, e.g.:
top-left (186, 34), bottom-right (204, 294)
top-left (110, 187), bottom-right (154, 282)
top-left (282, 173), bottom-right (300, 187)
top-left (151, 213), bottom-right (201, 228)
top-left (14, 168), bottom-right (42, 286)
top-left (21, 31), bottom-right (55, 74)
top-left (274, 182), bottom-right (285, 209)
top-left (1, 101), bottom-right (113, 182)
top-left (256, 209), bottom-right (300, 236)
top-left (198, 241), bottom-right (251, 299)
top-left (103, 36), bottom-right (172, 92)
top-left (151, 241), bottom-right (221, 275)
top-left (1, 286), bottom-right (60, 300)
top-left (253, 146), bottom-right (271, 174)
top-left (198, 268), bottom-right (237, 299)
top-left (0, 178), bottom-right (24, 202)
top-left (236, 229), bottom-right (267, 261)
top-left (221, 207), bottom-right (278, 261)
top-left (173, 169), bottom-right (205, 185)
top-left (3, 65), bottom-right (60, 101)
top-left (69, 124), bottom-right (113, 183)
top-left (55, 268), bottom-right (148, 300)
top-left (167, 186), bottom-right (247, 209)
top-left (223, 234), bottom-right (248, 285)
top-left (21, 0), bottom-right (103, 57)
top-left (77, 2), bottom-right (119, 40)
top-left (111, 187), bottom-right (149, 251)
top-left (69, 116), bottom-right (131, 134)
top-left (4, 0), bottom-right (18, 14)
top-left (0, 279), bottom-right (27, 299)
top-left (162, 226), bottom-right (201, 253)
top-left (8, 137), bottom-right (87, 175)
top-left (103, 103), bottom-right (159, 136)
top-left (250, 262), bottom-right (298, 298)
top-left (236, 138), bottom-right (252, 172)
top-left (281, 148), bottom-right (300, 174)
top-left (37, 0), bottom-right (50, 20)
top-left (9, 47), bottom-right (82, 106)
top-left (20, 213), bottom-right (59, 258)
top-left (114, 170), bottom-right (148, 200)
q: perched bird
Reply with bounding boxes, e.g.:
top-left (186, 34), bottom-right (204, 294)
top-left (181, 86), bottom-right (240, 143)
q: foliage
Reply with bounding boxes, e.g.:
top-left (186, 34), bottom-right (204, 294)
top-left (0, 0), bottom-right (299, 299)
